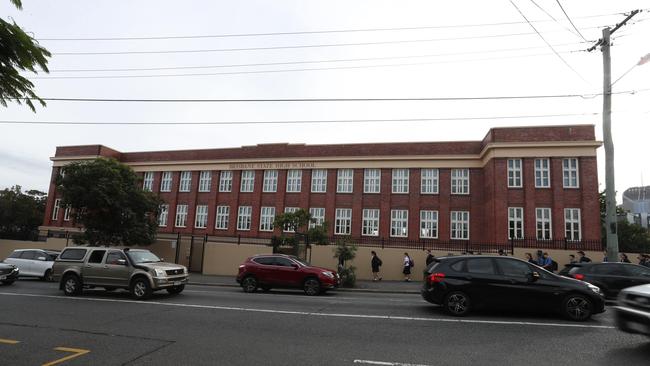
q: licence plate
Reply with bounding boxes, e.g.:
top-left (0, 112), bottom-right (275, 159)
top-left (0, 275), bottom-right (6, 280)
top-left (173, 281), bottom-right (181, 286)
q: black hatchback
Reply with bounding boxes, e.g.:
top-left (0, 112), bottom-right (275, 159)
top-left (421, 256), bottom-right (605, 321)
top-left (558, 262), bottom-right (650, 298)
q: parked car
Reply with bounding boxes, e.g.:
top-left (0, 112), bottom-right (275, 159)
top-left (558, 262), bottom-right (650, 298)
top-left (3, 249), bottom-right (60, 281)
top-left (421, 255), bottom-right (605, 321)
top-left (614, 284), bottom-right (650, 336)
top-left (51, 247), bottom-right (188, 300)
top-left (237, 254), bottom-right (340, 296)
top-left (0, 262), bottom-right (19, 285)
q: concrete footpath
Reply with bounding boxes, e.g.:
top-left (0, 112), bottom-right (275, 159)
top-left (188, 273), bottom-right (422, 294)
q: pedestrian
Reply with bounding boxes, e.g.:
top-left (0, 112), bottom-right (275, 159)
top-left (535, 250), bottom-right (544, 266)
top-left (370, 251), bottom-right (383, 281)
top-left (603, 251), bottom-right (609, 262)
top-left (525, 253), bottom-right (535, 264)
top-left (640, 254), bottom-right (650, 267)
top-left (540, 252), bottom-right (554, 272)
top-left (425, 249), bottom-right (435, 267)
top-left (498, 249), bottom-right (507, 256)
top-left (619, 253), bottom-right (631, 263)
top-left (403, 252), bottom-right (414, 282)
top-left (577, 251), bottom-right (592, 263)
top-left (568, 254), bottom-right (577, 264)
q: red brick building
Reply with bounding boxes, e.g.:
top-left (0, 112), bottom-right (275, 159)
top-left (41, 125), bottom-right (602, 247)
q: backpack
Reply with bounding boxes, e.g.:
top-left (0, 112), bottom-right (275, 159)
top-left (550, 260), bottom-right (558, 272)
top-left (409, 258), bottom-right (414, 267)
top-left (378, 258), bottom-right (383, 266)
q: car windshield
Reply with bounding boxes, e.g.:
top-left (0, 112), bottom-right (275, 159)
top-left (126, 250), bottom-right (161, 264)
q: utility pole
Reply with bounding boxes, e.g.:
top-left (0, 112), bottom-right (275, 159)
top-left (589, 10), bottom-right (640, 263)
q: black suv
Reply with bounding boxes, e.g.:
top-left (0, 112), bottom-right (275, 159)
top-left (421, 255), bottom-right (605, 321)
top-left (558, 262), bottom-right (650, 298)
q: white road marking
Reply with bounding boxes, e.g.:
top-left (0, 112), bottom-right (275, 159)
top-left (354, 360), bottom-right (432, 366)
top-left (0, 292), bottom-right (614, 330)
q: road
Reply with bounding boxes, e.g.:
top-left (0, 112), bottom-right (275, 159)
top-left (0, 280), bottom-right (648, 366)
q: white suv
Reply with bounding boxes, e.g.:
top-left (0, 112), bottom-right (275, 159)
top-left (4, 249), bottom-right (60, 281)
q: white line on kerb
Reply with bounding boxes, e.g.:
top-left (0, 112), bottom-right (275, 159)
top-left (0, 292), bottom-right (614, 330)
top-left (354, 360), bottom-right (432, 366)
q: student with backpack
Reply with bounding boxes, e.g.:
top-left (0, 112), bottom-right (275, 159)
top-left (403, 252), bottom-right (414, 282)
top-left (371, 251), bottom-right (383, 281)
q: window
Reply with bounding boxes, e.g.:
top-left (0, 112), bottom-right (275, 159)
top-left (450, 211), bottom-right (469, 240)
top-left (337, 169), bottom-right (353, 193)
top-left (624, 265), bottom-right (650, 277)
top-left (142, 172), bottom-right (154, 191)
top-left (259, 207), bottom-right (276, 231)
top-left (88, 250), bottom-right (106, 264)
top-left (240, 170), bottom-right (255, 192)
top-left (421, 169), bottom-right (439, 194)
top-left (335, 208), bottom-right (352, 235)
top-left (198, 171), bottom-right (212, 192)
top-left (592, 264), bottom-right (626, 276)
top-left (274, 257), bottom-right (295, 267)
top-left (179, 171), bottom-right (192, 192)
top-left (160, 172), bottom-right (172, 192)
top-left (158, 204), bottom-right (169, 227)
top-left (535, 158), bottom-right (550, 188)
top-left (237, 206), bottom-right (252, 230)
top-left (364, 169), bottom-right (381, 193)
top-left (106, 251), bottom-right (126, 265)
top-left (286, 170), bottom-right (302, 193)
top-left (253, 257), bottom-right (275, 265)
top-left (563, 158), bottom-right (579, 188)
top-left (175, 204), bottom-right (188, 227)
top-left (536, 208), bottom-right (552, 240)
top-left (309, 207), bottom-right (325, 228)
top-left (282, 207), bottom-right (299, 232)
top-left (508, 207), bottom-right (524, 239)
top-left (466, 258), bottom-right (496, 274)
top-left (52, 199), bottom-right (61, 220)
top-left (215, 206), bottom-right (229, 230)
top-left (390, 210), bottom-right (408, 237)
top-left (420, 210), bottom-right (438, 238)
top-left (497, 259), bottom-right (533, 277)
top-left (451, 169), bottom-right (470, 195)
top-left (19, 251), bottom-right (35, 259)
top-left (63, 205), bottom-right (71, 221)
top-left (565, 208), bottom-right (581, 241)
top-left (392, 169), bottom-right (409, 194)
top-left (195, 205), bottom-right (208, 229)
top-left (507, 159), bottom-right (522, 188)
top-left (219, 171), bottom-right (233, 192)
top-left (263, 170), bottom-right (278, 192)
top-left (59, 248), bottom-right (87, 260)
top-left (362, 209), bottom-right (380, 236)
top-left (311, 169), bottom-right (327, 193)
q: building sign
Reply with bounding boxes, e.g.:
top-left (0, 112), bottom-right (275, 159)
top-left (229, 162), bottom-right (316, 169)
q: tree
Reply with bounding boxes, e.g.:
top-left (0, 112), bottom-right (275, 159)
top-left (57, 158), bottom-right (162, 246)
top-left (0, 185), bottom-right (46, 240)
top-left (271, 209), bottom-right (328, 256)
top-left (333, 237), bottom-right (357, 287)
top-left (599, 190), bottom-right (650, 253)
top-left (0, 0), bottom-right (51, 112)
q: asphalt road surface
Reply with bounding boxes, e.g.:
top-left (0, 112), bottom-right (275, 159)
top-left (0, 280), bottom-right (648, 366)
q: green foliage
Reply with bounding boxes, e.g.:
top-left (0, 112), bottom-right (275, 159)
top-left (617, 221), bottom-right (650, 254)
top-left (0, 185), bottom-right (46, 240)
top-left (0, 0), bottom-right (51, 112)
top-left (269, 209), bottom-right (328, 255)
top-left (333, 237), bottom-right (357, 287)
top-left (57, 158), bottom-right (162, 247)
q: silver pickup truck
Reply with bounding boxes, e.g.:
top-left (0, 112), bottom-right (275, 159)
top-left (52, 246), bottom-right (188, 300)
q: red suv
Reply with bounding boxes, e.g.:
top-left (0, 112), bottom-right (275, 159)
top-left (237, 254), bottom-right (339, 296)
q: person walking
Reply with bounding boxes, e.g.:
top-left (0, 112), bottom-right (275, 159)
top-left (425, 249), bottom-right (435, 267)
top-left (371, 251), bottom-right (383, 281)
top-left (540, 252), bottom-right (554, 272)
top-left (403, 252), bottom-right (414, 282)
top-left (568, 254), bottom-right (577, 264)
top-left (578, 251), bottom-right (592, 263)
top-left (525, 253), bottom-right (535, 264)
top-left (639, 254), bottom-right (650, 267)
top-left (619, 253), bottom-right (631, 263)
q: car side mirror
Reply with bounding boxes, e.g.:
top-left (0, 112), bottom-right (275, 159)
top-left (528, 272), bottom-right (540, 282)
top-left (37, 256), bottom-right (46, 261)
top-left (117, 259), bottom-right (127, 266)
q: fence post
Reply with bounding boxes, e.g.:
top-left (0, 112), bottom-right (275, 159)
top-left (465, 241), bottom-right (469, 253)
top-left (238, 234), bottom-right (241, 245)
top-left (381, 237), bottom-right (385, 250)
top-left (564, 237), bottom-right (568, 251)
top-left (510, 237), bottom-right (514, 255)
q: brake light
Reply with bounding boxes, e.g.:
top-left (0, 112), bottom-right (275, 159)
top-left (573, 273), bottom-right (585, 281)
top-left (428, 273), bottom-right (446, 284)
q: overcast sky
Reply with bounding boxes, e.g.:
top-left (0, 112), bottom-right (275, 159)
top-left (1, 0), bottom-right (648, 202)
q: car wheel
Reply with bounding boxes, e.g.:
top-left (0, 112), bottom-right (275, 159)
top-left (303, 278), bottom-right (321, 296)
top-left (260, 285), bottom-right (272, 292)
top-left (563, 294), bottom-right (593, 321)
top-left (130, 278), bottom-right (152, 300)
top-left (444, 291), bottom-right (472, 316)
top-left (42, 269), bottom-right (53, 282)
top-left (62, 275), bottom-right (82, 296)
top-left (241, 276), bottom-right (258, 293)
top-left (166, 284), bottom-right (185, 294)
top-left (1, 280), bottom-right (15, 286)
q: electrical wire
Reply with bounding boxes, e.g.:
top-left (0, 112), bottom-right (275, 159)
top-left (555, 0), bottom-right (589, 41)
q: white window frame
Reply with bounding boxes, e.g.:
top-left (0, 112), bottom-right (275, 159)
top-left (420, 210), bottom-right (438, 239)
top-left (390, 209), bottom-right (408, 237)
top-left (563, 158), bottom-right (580, 188)
top-left (450, 211), bottom-right (470, 240)
top-left (263, 170), bottom-right (278, 193)
top-left (534, 158), bottom-right (550, 188)
top-left (334, 208), bottom-right (352, 235)
top-left (198, 171), bottom-right (212, 192)
top-left (421, 168), bottom-right (439, 194)
top-left (283, 207), bottom-right (299, 232)
top-left (194, 205), bottom-right (208, 229)
top-left (536, 208), bottom-right (552, 240)
top-left (215, 206), bottom-right (230, 230)
top-left (286, 170), bottom-right (302, 193)
top-left (565, 208), bottom-right (581, 241)
top-left (337, 169), bottom-right (353, 193)
top-left (160, 172), bottom-right (172, 192)
top-left (507, 159), bottom-right (523, 188)
top-left (179, 171), bottom-right (192, 192)
top-left (363, 169), bottom-right (381, 194)
top-left (240, 170), bottom-right (255, 193)
top-left (158, 204), bottom-right (169, 227)
top-left (63, 205), bottom-right (71, 222)
top-left (451, 169), bottom-right (470, 195)
top-left (52, 198), bottom-right (61, 220)
top-left (259, 206), bottom-right (276, 232)
top-left (392, 169), bottom-right (409, 194)
top-left (142, 172), bottom-right (154, 191)
top-left (219, 171), bottom-right (233, 192)
top-left (309, 207), bottom-right (325, 229)
top-left (237, 206), bottom-right (252, 231)
top-left (311, 169), bottom-right (327, 193)
top-left (508, 207), bottom-right (524, 239)
top-left (175, 204), bottom-right (188, 228)
top-left (362, 209), bottom-right (380, 236)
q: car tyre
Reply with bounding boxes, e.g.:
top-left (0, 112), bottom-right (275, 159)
top-left (562, 294), bottom-right (593, 321)
top-left (166, 284), bottom-right (185, 295)
top-left (444, 291), bottom-right (472, 316)
top-left (241, 276), bottom-right (258, 293)
top-left (130, 277), bottom-right (152, 300)
top-left (62, 274), bottom-right (82, 296)
top-left (42, 269), bottom-right (53, 282)
top-left (303, 277), bottom-right (321, 296)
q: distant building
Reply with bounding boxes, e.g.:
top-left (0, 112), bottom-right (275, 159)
top-left (622, 186), bottom-right (650, 228)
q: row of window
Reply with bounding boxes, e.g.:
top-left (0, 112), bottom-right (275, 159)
top-left (508, 207), bottom-right (582, 241)
top-left (142, 158), bottom-right (580, 195)
top-left (51, 199), bottom-right (71, 221)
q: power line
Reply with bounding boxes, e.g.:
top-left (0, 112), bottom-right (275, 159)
top-left (555, 0), bottom-right (589, 41)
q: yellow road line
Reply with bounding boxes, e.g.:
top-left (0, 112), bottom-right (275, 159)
top-left (0, 338), bottom-right (20, 344)
top-left (42, 347), bottom-right (90, 366)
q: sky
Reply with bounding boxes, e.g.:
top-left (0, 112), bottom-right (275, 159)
top-left (1, 0), bottom-right (649, 202)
